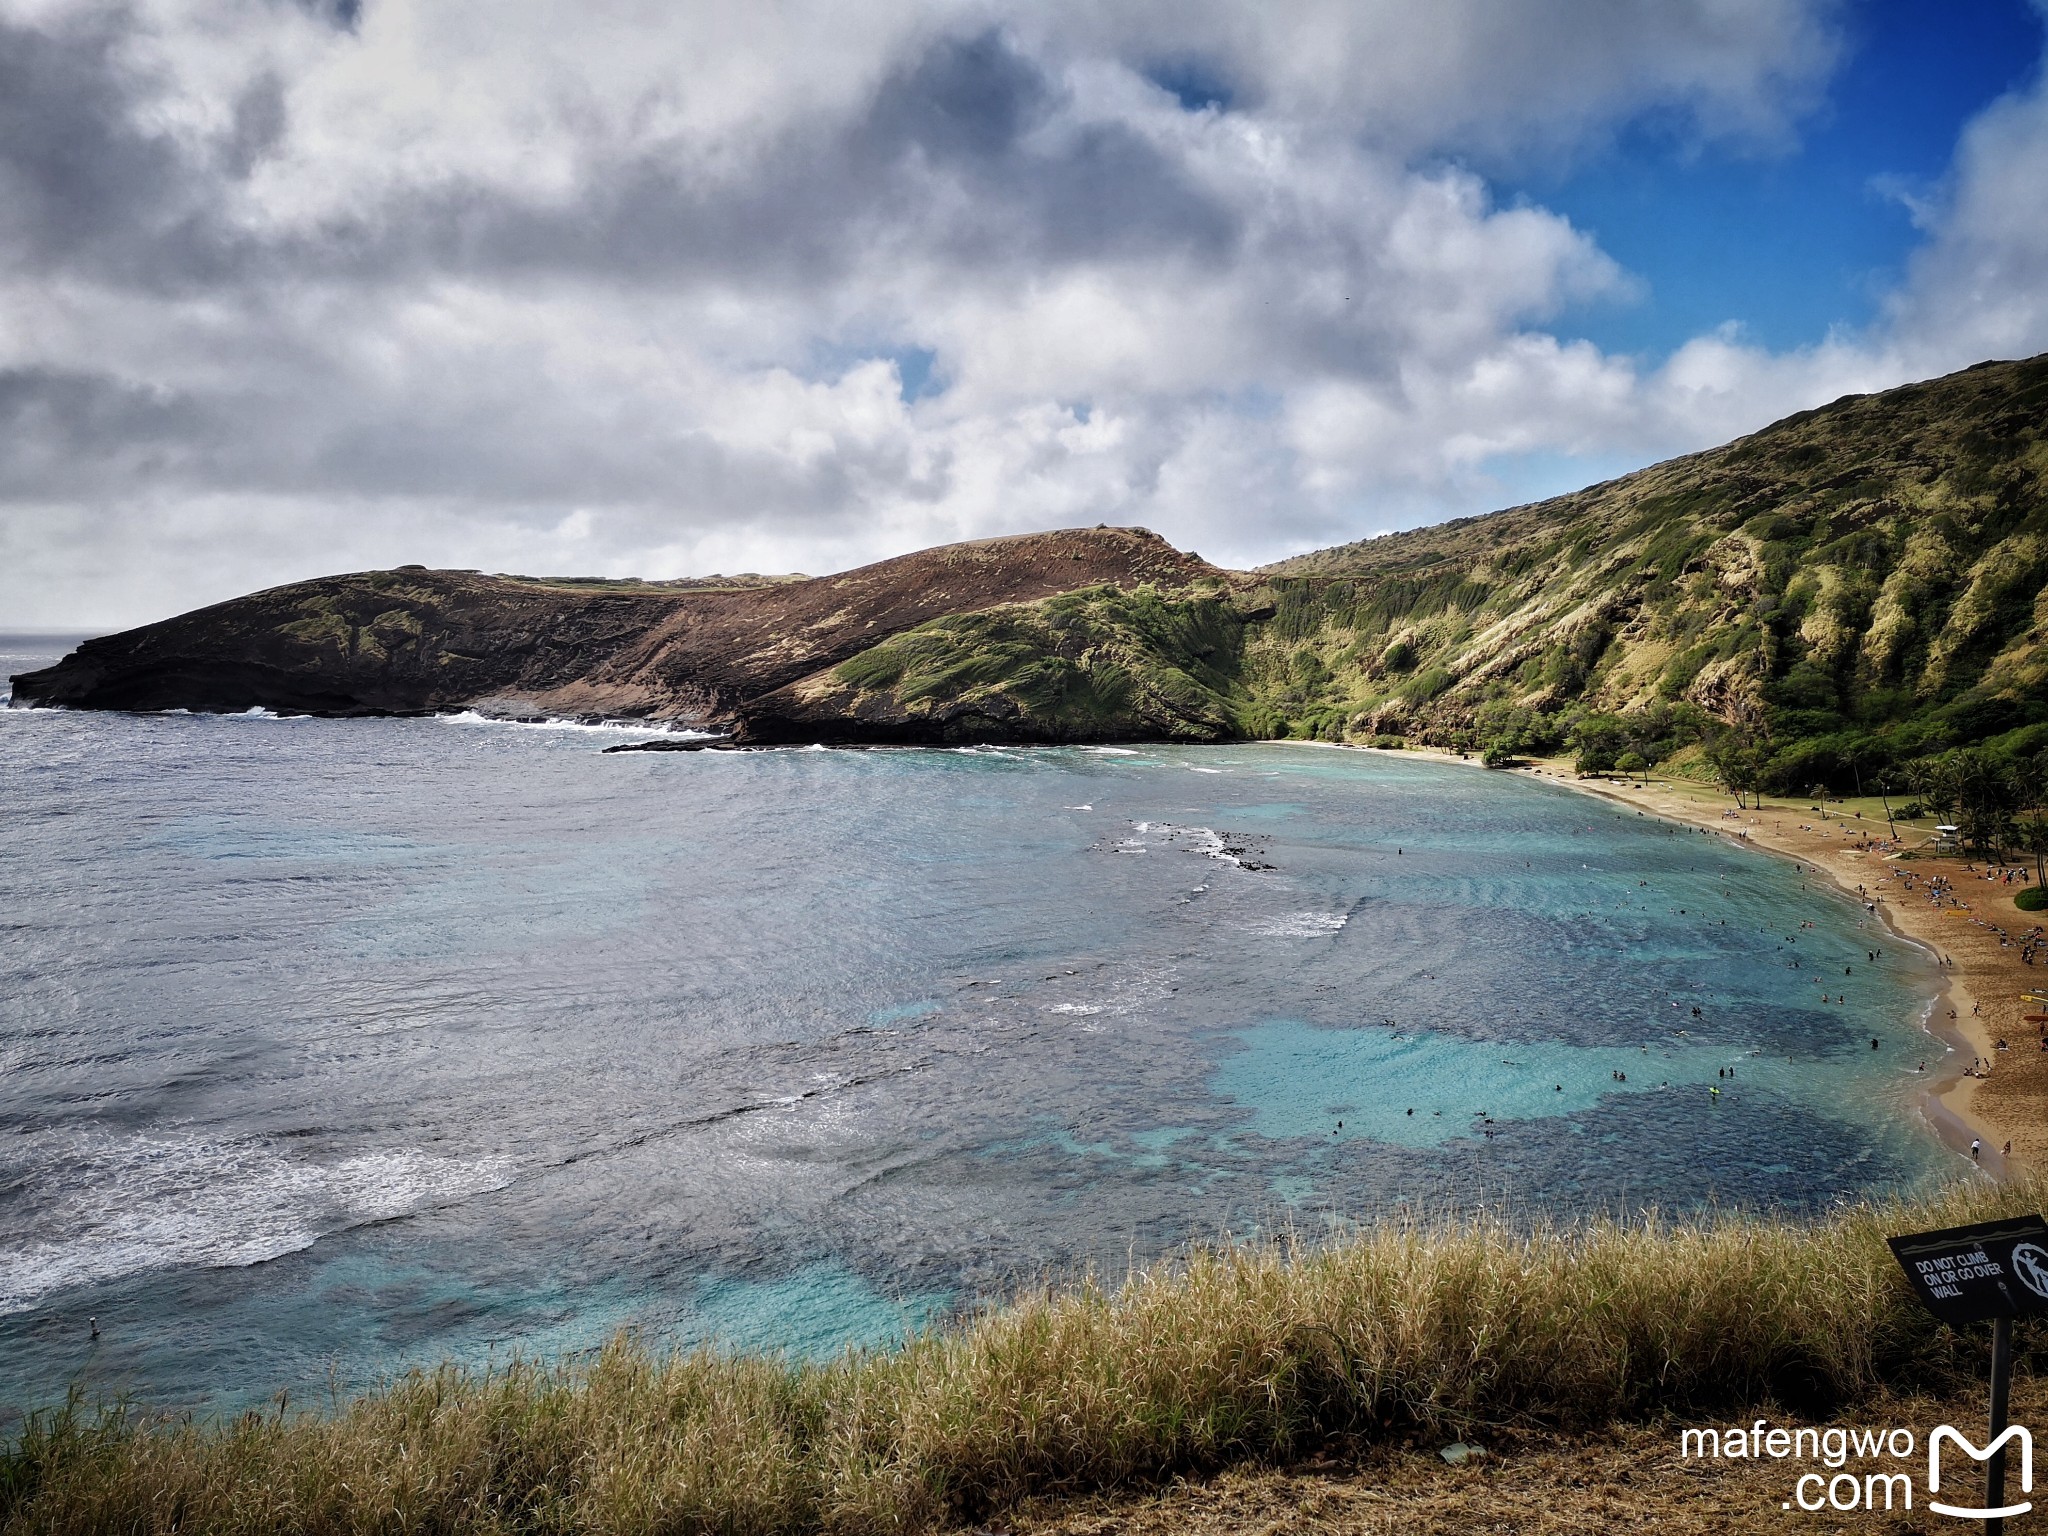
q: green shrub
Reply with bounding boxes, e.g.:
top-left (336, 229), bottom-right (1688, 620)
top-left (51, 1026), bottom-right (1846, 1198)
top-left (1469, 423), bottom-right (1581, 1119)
top-left (2018, 886), bottom-right (2047, 912)
top-left (1399, 667), bottom-right (1452, 705)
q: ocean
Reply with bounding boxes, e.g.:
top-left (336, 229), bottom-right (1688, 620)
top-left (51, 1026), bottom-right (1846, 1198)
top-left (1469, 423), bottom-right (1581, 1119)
top-left (0, 633), bottom-right (1955, 1417)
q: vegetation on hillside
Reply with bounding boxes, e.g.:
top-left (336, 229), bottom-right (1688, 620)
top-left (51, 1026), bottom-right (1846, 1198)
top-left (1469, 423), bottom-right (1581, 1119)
top-left (767, 584), bottom-right (1250, 742)
top-left (5, 1177), bottom-right (2041, 1535)
top-left (1237, 355), bottom-right (2048, 811)
top-left (777, 355), bottom-right (2047, 836)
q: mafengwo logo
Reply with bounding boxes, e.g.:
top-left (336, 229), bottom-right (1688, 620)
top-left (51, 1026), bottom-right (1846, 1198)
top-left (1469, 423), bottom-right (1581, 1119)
top-left (1678, 1420), bottom-right (2033, 1516)
top-left (1927, 1425), bottom-right (2031, 1520)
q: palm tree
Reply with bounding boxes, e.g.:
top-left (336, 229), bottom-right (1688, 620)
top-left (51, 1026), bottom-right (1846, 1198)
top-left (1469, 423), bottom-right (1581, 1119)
top-left (2012, 751), bottom-right (2048, 886)
top-left (1953, 749), bottom-right (2012, 859)
top-left (2019, 818), bottom-right (2048, 890)
top-left (1906, 758), bottom-right (1954, 836)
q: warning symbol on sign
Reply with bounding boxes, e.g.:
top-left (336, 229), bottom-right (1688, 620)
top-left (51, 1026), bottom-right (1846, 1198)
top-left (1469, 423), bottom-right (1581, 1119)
top-left (2012, 1242), bottom-right (2048, 1301)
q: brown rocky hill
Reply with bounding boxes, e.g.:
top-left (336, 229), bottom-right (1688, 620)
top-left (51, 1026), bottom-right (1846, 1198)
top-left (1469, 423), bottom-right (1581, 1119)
top-left (8, 527), bottom-right (1217, 728)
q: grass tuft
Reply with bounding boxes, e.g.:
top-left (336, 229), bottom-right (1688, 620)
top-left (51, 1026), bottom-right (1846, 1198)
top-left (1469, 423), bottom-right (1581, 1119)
top-left (5, 1177), bottom-right (2041, 1534)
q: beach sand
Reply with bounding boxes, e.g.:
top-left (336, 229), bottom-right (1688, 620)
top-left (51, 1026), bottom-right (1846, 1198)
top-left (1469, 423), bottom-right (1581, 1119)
top-left (1518, 761), bottom-right (2047, 1172)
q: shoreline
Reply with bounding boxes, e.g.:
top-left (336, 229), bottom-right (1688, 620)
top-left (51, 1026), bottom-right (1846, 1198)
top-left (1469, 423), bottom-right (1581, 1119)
top-left (1297, 737), bottom-right (2037, 1174)
top-left (1560, 772), bottom-right (1993, 1168)
top-left (1515, 761), bottom-right (2040, 1175)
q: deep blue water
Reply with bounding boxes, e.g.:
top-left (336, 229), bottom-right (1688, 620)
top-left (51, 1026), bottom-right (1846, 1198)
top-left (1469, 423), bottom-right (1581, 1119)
top-left (0, 634), bottom-right (1957, 1419)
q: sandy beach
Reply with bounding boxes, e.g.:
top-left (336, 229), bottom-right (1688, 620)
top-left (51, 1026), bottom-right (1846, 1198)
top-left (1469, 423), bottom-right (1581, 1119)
top-left (1518, 761), bottom-right (2047, 1172)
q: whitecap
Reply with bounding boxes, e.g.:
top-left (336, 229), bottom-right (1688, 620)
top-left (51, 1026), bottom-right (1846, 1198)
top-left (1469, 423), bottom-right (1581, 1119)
top-left (0, 1134), bottom-right (515, 1315)
top-left (1246, 912), bottom-right (1350, 938)
top-left (438, 710), bottom-right (702, 738)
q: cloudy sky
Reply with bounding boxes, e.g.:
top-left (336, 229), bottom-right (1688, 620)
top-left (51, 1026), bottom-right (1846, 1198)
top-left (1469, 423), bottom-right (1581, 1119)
top-left (3, 0), bottom-right (2046, 627)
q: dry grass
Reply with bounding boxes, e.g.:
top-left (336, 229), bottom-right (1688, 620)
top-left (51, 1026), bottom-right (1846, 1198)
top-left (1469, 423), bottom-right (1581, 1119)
top-left (6, 1177), bottom-right (2042, 1534)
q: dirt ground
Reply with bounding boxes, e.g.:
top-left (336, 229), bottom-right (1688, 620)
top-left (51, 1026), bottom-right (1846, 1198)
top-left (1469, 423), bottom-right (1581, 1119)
top-left (997, 1378), bottom-right (2048, 1536)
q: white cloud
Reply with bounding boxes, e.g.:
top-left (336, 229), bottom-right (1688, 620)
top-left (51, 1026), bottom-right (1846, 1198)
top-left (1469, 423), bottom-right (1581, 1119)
top-left (0, 0), bottom-right (2042, 628)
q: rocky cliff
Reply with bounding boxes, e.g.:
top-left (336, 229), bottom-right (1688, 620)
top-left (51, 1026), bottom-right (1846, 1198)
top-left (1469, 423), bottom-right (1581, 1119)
top-left (9, 527), bottom-right (1221, 735)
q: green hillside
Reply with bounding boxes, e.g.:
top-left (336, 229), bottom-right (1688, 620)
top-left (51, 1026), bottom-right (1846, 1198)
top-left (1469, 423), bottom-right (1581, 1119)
top-left (784, 353), bottom-right (2048, 830)
top-left (746, 582), bottom-right (1253, 743)
top-left (1241, 353), bottom-right (2048, 800)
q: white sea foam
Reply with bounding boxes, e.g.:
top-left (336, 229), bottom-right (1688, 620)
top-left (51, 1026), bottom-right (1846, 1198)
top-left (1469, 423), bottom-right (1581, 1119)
top-left (1151, 823), bottom-right (1253, 866)
top-left (1247, 912), bottom-right (1350, 938)
top-left (1038, 959), bottom-right (1179, 1025)
top-left (438, 710), bottom-right (704, 738)
top-left (0, 1134), bottom-right (514, 1314)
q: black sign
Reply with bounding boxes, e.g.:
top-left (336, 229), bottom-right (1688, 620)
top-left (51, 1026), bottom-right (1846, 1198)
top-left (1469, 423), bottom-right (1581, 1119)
top-left (1889, 1215), bottom-right (2048, 1325)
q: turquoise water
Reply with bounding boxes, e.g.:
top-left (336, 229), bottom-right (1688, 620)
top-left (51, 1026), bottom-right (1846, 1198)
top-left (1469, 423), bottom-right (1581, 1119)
top-left (0, 638), bottom-right (1957, 1416)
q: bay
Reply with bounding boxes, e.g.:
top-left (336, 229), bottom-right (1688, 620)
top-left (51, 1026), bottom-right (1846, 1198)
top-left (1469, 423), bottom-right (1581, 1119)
top-left (0, 635), bottom-right (1952, 1415)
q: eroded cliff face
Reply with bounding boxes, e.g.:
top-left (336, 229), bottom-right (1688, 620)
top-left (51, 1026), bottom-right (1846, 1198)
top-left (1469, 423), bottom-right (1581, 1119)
top-left (10, 527), bottom-right (1222, 732)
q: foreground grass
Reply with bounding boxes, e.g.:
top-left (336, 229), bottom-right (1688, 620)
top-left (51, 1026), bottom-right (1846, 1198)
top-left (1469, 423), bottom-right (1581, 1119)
top-left (7, 1178), bottom-right (2043, 1535)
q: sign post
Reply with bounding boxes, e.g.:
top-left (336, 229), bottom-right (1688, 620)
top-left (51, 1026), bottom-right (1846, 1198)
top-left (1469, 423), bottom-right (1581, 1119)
top-left (1890, 1215), bottom-right (2048, 1533)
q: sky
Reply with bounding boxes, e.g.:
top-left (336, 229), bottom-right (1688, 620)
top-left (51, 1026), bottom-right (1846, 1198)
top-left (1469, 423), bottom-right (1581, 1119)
top-left (2, 0), bottom-right (2046, 628)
